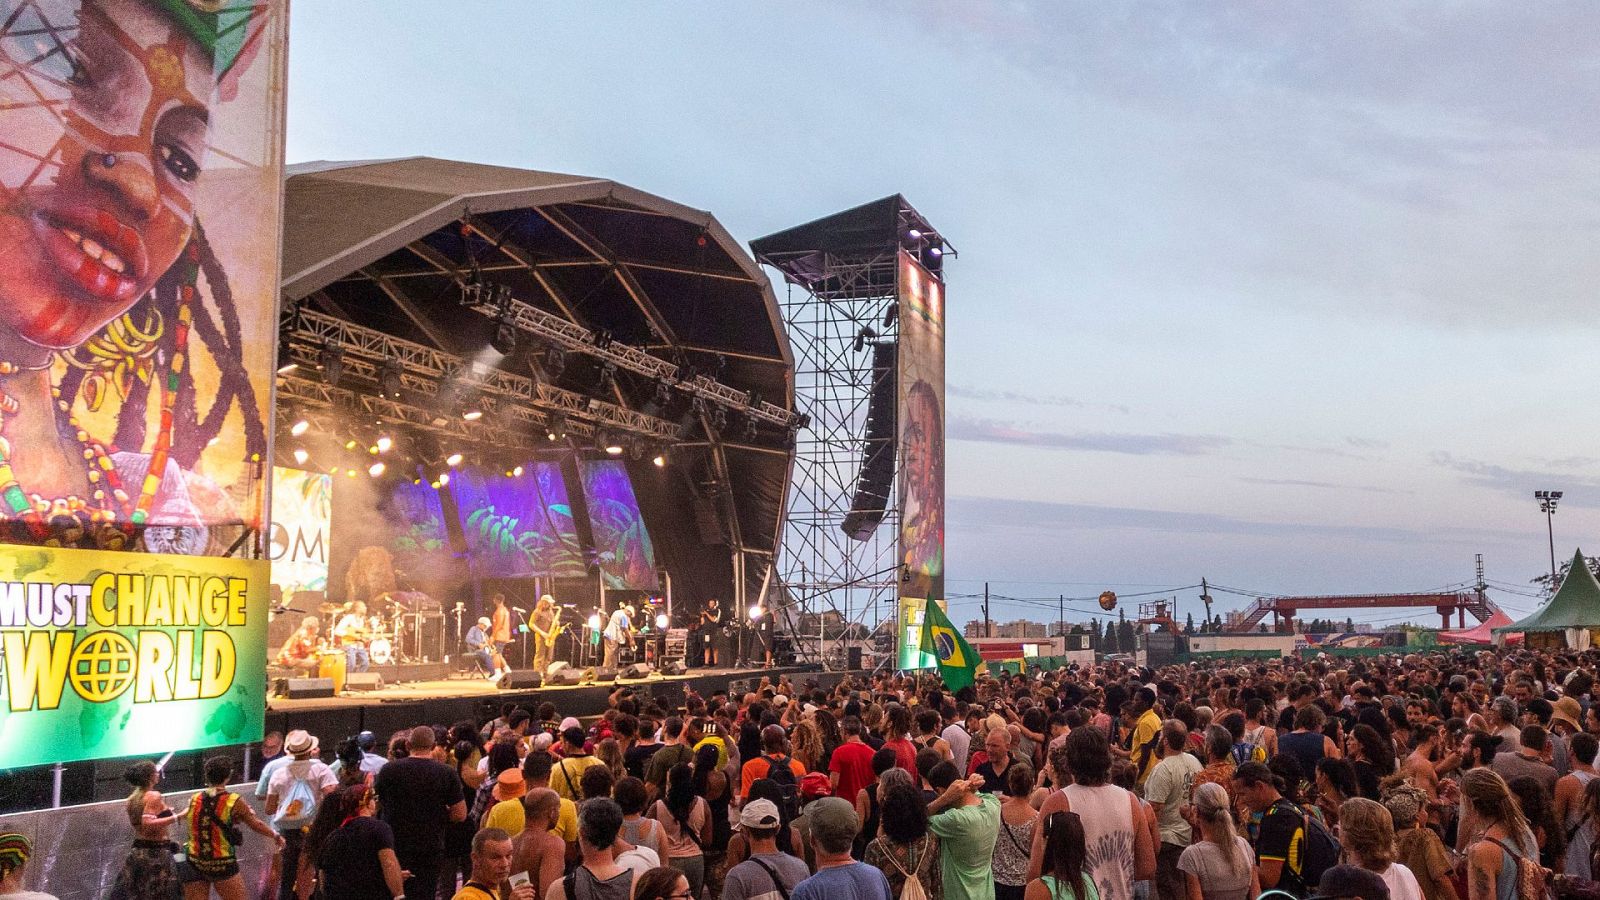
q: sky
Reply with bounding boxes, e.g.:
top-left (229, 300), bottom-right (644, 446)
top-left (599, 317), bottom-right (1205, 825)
top-left (285, 2), bottom-right (1600, 629)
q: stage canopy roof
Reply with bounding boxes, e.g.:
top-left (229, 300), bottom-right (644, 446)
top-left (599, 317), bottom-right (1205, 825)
top-left (1495, 549), bottom-right (1600, 634)
top-left (1440, 606), bottom-right (1521, 645)
top-left (279, 157), bottom-right (795, 602)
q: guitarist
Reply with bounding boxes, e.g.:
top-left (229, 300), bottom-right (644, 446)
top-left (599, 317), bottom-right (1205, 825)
top-left (333, 600), bottom-right (372, 673)
top-left (530, 594), bottom-right (563, 674)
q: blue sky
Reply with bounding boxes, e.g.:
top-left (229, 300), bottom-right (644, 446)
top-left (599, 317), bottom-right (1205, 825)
top-left (286, 3), bottom-right (1600, 628)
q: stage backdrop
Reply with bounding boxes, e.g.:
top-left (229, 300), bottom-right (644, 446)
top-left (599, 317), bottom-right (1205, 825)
top-left (0, 544), bottom-right (268, 768)
top-left (0, 0), bottom-right (286, 764)
top-left (453, 462), bottom-right (584, 579)
top-left (897, 250), bottom-right (945, 621)
top-left (268, 467), bottom-right (330, 598)
top-left (579, 460), bottom-right (658, 591)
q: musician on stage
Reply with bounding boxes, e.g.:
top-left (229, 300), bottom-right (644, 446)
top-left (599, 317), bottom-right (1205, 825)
top-left (275, 616), bottom-right (322, 674)
top-left (530, 594), bottom-right (561, 674)
top-left (333, 600), bottom-right (373, 673)
top-left (488, 593), bottom-right (513, 678)
top-left (465, 616), bottom-right (496, 678)
top-left (699, 597), bottom-right (725, 667)
top-left (603, 604), bottom-right (636, 668)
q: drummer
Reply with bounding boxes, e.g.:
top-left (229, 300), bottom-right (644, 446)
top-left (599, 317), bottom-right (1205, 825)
top-left (333, 600), bottom-right (373, 673)
top-left (275, 616), bottom-right (322, 674)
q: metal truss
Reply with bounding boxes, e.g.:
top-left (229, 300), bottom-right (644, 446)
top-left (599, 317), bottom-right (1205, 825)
top-left (283, 306), bottom-right (681, 442)
top-left (766, 249), bottom-right (904, 669)
top-left (464, 284), bottom-right (799, 428)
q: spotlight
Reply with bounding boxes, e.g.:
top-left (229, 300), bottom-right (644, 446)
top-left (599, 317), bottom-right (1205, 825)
top-left (368, 461), bottom-right (386, 477)
top-left (711, 407), bottom-right (728, 432)
top-left (375, 436), bottom-right (392, 453)
top-left (379, 359), bottom-right (403, 399)
top-left (882, 303), bottom-right (899, 328)
top-left (490, 319), bottom-right (517, 355)
top-left (907, 229), bottom-right (922, 241)
top-left (344, 439), bottom-right (359, 451)
top-left (587, 613), bottom-right (603, 631)
top-left (290, 419), bottom-right (310, 437)
top-left (605, 442), bottom-right (623, 456)
top-left (748, 605), bottom-right (763, 622)
top-left (292, 448), bottom-right (309, 465)
top-left (317, 343), bottom-right (344, 387)
top-left (429, 480), bottom-right (441, 490)
top-left (654, 381), bottom-right (674, 407)
top-left (446, 452), bottom-right (463, 467)
top-left (346, 469), bottom-right (358, 478)
top-left (652, 454), bottom-right (665, 468)
top-left (655, 613), bottom-right (669, 630)
top-left (438, 472), bottom-right (451, 486)
top-left (545, 347), bottom-right (568, 379)
top-left (512, 465), bottom-right (524, 477)
top-left (462, 408), bottom-right (483, 421)
top-left (597, 362), bottom-right (617, 393)
top-left (854, 325), bottom-right (878, 352)
top-left (928, 246), bottom-right (943, 258)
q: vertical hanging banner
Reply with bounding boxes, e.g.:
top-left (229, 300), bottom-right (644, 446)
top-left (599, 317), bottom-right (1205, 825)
top-left (579, 460), bottom-right (659, 591)
top-left (269, 467), bottom-right (330, 598)
top-left (897, 250), bottom-right (945, 598)
top-left (0, 545), bottom-right (269, 768)
top-left (0, 0), bottom-right (288, 764)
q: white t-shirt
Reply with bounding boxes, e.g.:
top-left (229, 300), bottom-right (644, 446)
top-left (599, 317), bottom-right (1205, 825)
top-left (1380, 863), bottom-right (1424, 900)
top-left (605, 610), bottom-right (632, 642)
top-left (266, 758), bottom-right (337, 821)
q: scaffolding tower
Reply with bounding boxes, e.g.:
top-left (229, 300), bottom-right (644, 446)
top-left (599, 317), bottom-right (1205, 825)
top-left (752, 197), bottom-right (950, 669)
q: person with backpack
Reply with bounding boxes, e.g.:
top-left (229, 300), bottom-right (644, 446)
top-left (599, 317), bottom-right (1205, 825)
top-left (741, 726), bottom-right (806, 803)
top-left (1230, 762), bottom-right (1339, 897)
top-left (863, 779), bottom-right (942, 900)
top-left (179, 756), bottom-right (281, 900)
top-left (1462, 768), bottom-right (1542, 900)
top-left (723, 799), bottom-right (811, 900)
top-left (264, 730), bottom-right (337, 900)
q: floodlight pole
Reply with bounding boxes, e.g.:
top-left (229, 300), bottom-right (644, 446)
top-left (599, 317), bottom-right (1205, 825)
top-left (1536, 490), bottom-right (1562, 588)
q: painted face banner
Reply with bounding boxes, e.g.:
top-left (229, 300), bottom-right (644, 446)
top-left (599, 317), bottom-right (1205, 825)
top-left (579, 460), bottom-right (658, 591)
top-left (454, 462), bottom-right (584, 579)
top-left (0, 0), bottom-right (285, 553)
top-left (897, 250), bottom-right (945, 605)
top-left (268, 467), bottom-right (330, 599)
top-left (0, 543), bottom-right (268, 768)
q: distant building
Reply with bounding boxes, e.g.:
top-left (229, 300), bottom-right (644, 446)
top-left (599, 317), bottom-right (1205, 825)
top-left (996, 619), bottom-right (1048, 639)
top-left (964, 619), bottom-right (994, 638)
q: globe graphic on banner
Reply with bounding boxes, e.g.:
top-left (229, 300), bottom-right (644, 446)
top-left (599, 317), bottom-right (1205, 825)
top-left (935, 630), bottom-right (957, 660)
top-left (71, 633), bottom-right (137, 703)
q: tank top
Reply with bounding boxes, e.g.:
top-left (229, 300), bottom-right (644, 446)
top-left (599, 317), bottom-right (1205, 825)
top-left (854, 783), bottom-right (882, 860)
top-left (564, 866), bottom-right (633, 900)
top-left (708, 785), bottom-right (733, 852)
top-left (1490, 830), bottom-right (1539, 900)
top-left (1063, 783), bottom-right (1136, 900)
top-left (1243, 724), bottom-right (1270, 748)
top-left (1565, 772), bottom-right (1597, 878)
top-left (1041, 872), bottom-right (1094, 900)
top-left (621, 817), bottom-right (661, 858)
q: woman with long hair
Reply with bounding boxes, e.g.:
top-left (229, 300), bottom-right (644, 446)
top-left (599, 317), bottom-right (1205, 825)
top-left (1506, 776), bottom-right (1565, 872)
top-left (650, 763), bottom-right (710, 898)
top-left (596, 737), bottom-right (628, 781)
top-left (1026, 810), bottom-right (1096, 900)
top-left (1462, 768), bottom-right (1539, 900)
top-left (791, 720), bottom-right (824, 774)
top-left (1340, 797), bottom-right (1424, 900)
top-left (814, 708), bottom-right (842, 771)
top-left (863, 779), bottom-right (943, 900)
top-left (1348, 723), bottom-right (1395, 799)
top-left (995, 763), bottom-right (1040, 900)
top-left (691, 741), bottom-right (732, 900)
top-left (310, 784), bottom-right (406, 900)
top-left (1316, 757), bottom-right (1360, 829)
top-left (472, 741), bottom-right (523, 826)
top-left (1178, 782), bottom-right (1257, 900)
top-left (110, 760), bottom-right (179, 900)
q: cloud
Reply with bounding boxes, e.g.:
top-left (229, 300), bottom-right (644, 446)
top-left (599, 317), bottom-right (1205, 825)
top-left (1345, 437), bottom-right (1390, 450)
top-left (1429, 452), bottom-right (1600, 506)
top-left (1238, 477), bottom-right (1412, 495)
top-left (948, 384), bottom-right (1130, 414)
top-left (949, 416), bottom-right (1229, 456)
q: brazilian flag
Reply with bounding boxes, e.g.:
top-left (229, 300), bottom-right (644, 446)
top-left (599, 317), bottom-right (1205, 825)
top-left (919, 600), bottom-right (981, 691)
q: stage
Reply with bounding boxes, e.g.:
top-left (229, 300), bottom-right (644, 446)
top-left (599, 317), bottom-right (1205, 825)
top-left (262, 664), bottom-right (836, 746)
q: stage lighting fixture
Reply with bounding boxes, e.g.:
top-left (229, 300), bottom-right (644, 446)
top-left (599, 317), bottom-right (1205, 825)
top-left (438, 472), bottom-right (451, 487)
top-left (346, 468), bottom-right (357, 478)
top-left (512, 465), bottom-right (525, 477)
top-left (545, 347), bottom-right (568, 379)
top-left (292, 448), bottom-right (309, 465)
top-left (597, 362), bottom-right (617, 393)
top-left (743, 418), bottom-right (759, 442)
top-left (928, 246), bottom-right (943, 258)
top-left (711, 406), bottom-right (728, 432)
top-left (368, 461), bottom-right (386, 477)
top-left (429, 480), bottom-right (441, 490)
top-left (446, 452), bottom-right (464, 467)
top-left (652, 454), bottom-right (665, 468)
top-left (290, 419), bottom-right (310, 437)
top-left (491, 319), bottom-right (517, 355)
top-left (605, 441), bottom-right (624, 456)
top-left (276, 331), bottom-right (297, 375)
top-left (344, 439), bottom-right (359, 451)
top-left (375, 436), bottom-right (393, 453)
top-left (462, 408), bottom-right (483, 421)
top-left (378, 359), bottom-right (403, 399)
top-left (883, 302), bottom-right (899, 328)
top-left (587, 613), bottom-right (602, 631)
top-left (317, 343), bottom-right (344, 386)
top-left (655, 613), bottom-right (669, 630)
top-left (907, 229), bottom-right (922, 241)
top-left (853, 325), bottom-right (878, 352)
top-left (748, 605), bottom-right (763, 622)
top-left (654, 381), bottom-right (674, 407)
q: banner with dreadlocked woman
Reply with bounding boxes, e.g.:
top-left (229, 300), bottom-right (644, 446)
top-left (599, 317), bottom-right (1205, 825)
top-left (0, 0), bottom-right (282, 556)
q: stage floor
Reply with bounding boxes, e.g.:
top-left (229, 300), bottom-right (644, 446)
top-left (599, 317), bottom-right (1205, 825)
top-left (262, 665), bottom-right (831, 740)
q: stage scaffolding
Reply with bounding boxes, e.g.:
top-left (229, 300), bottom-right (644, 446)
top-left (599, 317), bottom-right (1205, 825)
top-left (753, 197), bottom-right (950, 670)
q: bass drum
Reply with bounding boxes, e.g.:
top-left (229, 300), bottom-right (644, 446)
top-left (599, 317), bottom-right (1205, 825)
top-left (369, 638), bottom-right (394, 665)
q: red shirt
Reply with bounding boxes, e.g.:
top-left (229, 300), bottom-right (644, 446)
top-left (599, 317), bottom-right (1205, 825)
top-left (884, 736), bottom-right (917, 774)
top-left (829, 740), bottom-right (877, 801)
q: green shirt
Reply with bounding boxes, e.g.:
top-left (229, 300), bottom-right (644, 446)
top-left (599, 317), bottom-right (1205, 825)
top-left (928, 792), bottom-right (1000, 900)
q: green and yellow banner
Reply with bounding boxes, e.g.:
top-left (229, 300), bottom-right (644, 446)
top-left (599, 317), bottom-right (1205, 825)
top-left (0, 546), bottom-right (268, 769)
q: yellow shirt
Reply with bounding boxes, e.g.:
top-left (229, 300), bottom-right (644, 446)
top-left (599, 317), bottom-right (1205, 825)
top-left (693, 735), bottom-right (728, 769)
top-left (451, 886), bottom-right (498, 900)
top-left (1132, 709), bottom-right (1163, 785)
top-left (484, 796), bottom-right (578, 844)
top-left (550, 754), bottom-right (605, 802)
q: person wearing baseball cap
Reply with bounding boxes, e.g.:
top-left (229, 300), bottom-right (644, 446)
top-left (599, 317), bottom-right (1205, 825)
top-left (792, 797), bottom-right (891, 900)
top-left (722, 799), bottom-right (809, 900)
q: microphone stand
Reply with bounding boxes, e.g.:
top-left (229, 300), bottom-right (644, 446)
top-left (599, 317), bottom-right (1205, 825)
top-left (451, 602), bottom-right (465, 671)
top-left (516, 606), bottom-right (530, 670)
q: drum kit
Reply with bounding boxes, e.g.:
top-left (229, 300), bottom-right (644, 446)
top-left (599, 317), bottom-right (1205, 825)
top-left (319, 591), bottom-right (442, 666)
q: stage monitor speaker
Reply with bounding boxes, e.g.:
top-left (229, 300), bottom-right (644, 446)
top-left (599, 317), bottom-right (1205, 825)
top-left (841, 343), bottom-right (897, 541)
top-left (286, 677), bottom-right (334, 699)
top-left (345, 673), bottom-right (383, 692)
top-left (499, 671), bottom-right (544, 690)
top-left (585, 667), bottom-right (617, 684)
top-left (729, 678), bottom-right (752, 697)
top-left (847, 646), bottom-right (864, 671)
top-left (545, 667), bottom-right (586, 686)
top-left (620, 663), bottom-right (654, 680)
top-left (660, 660), bottom-right (687, 676)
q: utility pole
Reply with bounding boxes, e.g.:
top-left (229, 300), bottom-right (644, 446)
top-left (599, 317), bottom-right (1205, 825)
top-left (1200, 578), bottom-right (1212, 633)
top-left (1058, 594), bottom-right (1064, 643)
top-left (984, 583), bottom-right (991, 637)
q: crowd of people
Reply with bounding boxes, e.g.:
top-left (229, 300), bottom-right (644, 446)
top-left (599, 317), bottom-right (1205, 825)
top-left (10, 645), bottom-right (1600, 900)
